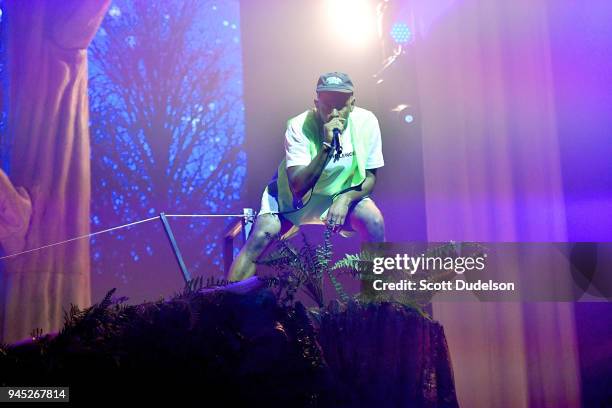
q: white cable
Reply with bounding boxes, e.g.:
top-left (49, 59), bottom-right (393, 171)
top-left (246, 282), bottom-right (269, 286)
top-left (164, 214), bottom-right (245, 218)
top-left (0, 213), bottom-right (248, 261)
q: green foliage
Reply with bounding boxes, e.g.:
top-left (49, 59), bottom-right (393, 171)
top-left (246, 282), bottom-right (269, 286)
top-left (332, 251), bottom-right (378, 275)
top-left (0, 282), bottom-right (326, 405)
top-left (258, 230), bottom-right (327, 308)
top-left (320, 227), bottom-right (350, 303)
top-left (176, 275), bottom-right (235, 300)
top-left (334, 242), bottom-right (486, 310)
top-left (182, 276), bottom-right (205, 295)
top-left (260, 231), bottom-right (486, 317)
top-left (58, 288), bottom-right (121, 343)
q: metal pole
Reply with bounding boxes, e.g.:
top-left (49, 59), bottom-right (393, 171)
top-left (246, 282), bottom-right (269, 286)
top-left (159, 212), bottom-right (191, 284)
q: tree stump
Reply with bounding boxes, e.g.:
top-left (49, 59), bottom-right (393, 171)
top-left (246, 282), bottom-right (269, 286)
top-left (318, 301), bottom-right (459, 407)
top-left (0, 282), bottom-right (458, 407)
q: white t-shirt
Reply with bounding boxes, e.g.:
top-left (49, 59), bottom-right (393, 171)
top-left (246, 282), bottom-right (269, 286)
top-left (285, 111), bottom-right (384, 171)
top-left (260, 107), bottom-right (384, 227)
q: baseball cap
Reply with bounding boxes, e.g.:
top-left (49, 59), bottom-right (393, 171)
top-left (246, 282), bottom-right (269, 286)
top-left (316, 72), bottom-right (354, 94)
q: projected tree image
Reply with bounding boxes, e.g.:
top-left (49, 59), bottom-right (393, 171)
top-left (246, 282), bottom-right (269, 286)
top-left (88, 0), bottom-right (246, 280)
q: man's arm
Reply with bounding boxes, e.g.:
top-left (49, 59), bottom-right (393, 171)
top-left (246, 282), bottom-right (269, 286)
top-left (335, 168), bottom-right (377, 204)
top-left (286, 145), bottom-right (333, 198)
top-left (286, 111), bottom-right (346, 199)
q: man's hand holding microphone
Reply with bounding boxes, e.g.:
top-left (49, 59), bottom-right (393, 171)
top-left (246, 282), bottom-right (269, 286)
top-left (321, 109), bottom-right (351, 232)
top-left (321, 110), bottom-right (346, 160)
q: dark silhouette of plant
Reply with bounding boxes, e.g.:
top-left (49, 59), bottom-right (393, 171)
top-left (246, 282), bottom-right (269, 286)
top-left (0, 284), bottom-right (328, 406)
top-left (258, 227), bottom-right (332, 308)
top-left (333, 242), bottom-right (486, 308)
top-left (260, 231), bottom-right (486, 316)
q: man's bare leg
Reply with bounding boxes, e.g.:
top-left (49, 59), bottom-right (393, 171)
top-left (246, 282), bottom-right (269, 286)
top-left (346, 198), bottom-right (386, 298)
top-left (227, 214), bottom-right (291, 281)
top-left (347, 198), bottom-right (386, 242)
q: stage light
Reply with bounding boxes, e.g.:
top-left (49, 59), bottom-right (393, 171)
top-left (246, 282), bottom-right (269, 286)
top-left (392, 104), bottom-right (416, 125)
top-left (390, 22), bottom-right (412, 44)
top-left (325, 0), bottom-right (377, 49)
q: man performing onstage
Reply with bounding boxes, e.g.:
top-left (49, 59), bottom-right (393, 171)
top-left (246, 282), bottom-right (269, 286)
top-left (228, 72), bottom-right (385, 281)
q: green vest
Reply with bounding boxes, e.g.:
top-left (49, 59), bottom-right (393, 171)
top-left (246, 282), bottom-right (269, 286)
top-left (271, 107), bottom-right (378, 220)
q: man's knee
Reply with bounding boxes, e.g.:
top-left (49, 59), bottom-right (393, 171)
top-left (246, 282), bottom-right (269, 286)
top-left (248, 214), bottom-right (281, 251)
top-left (365, 212), bottom-right (385, 240)
top-left (351, 200), bottom-right (385, 241)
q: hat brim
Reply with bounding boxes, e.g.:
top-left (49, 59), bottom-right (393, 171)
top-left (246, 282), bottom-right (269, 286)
top-left (316, 87), bottom-right (354, 94)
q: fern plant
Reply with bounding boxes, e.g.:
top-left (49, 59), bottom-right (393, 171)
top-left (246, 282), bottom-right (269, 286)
top-left (257, 228), bottom-right (330, 308)
top-left (258, 225), bottom-right (485, 316)
top-left (332, 242), bottom-right (486, 308)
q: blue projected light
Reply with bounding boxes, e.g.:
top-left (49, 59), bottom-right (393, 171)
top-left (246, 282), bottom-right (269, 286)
top-left (88, 0), bottom-right (247, 283)
top-left (390, 22), bottom-right (412, 44)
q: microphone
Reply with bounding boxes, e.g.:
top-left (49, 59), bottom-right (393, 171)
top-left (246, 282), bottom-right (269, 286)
top-left (332, 128), bottom-right (342, 161)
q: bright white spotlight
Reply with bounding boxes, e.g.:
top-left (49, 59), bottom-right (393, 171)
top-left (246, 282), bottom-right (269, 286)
top-left (326, 0), bottom-right (377, 49)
